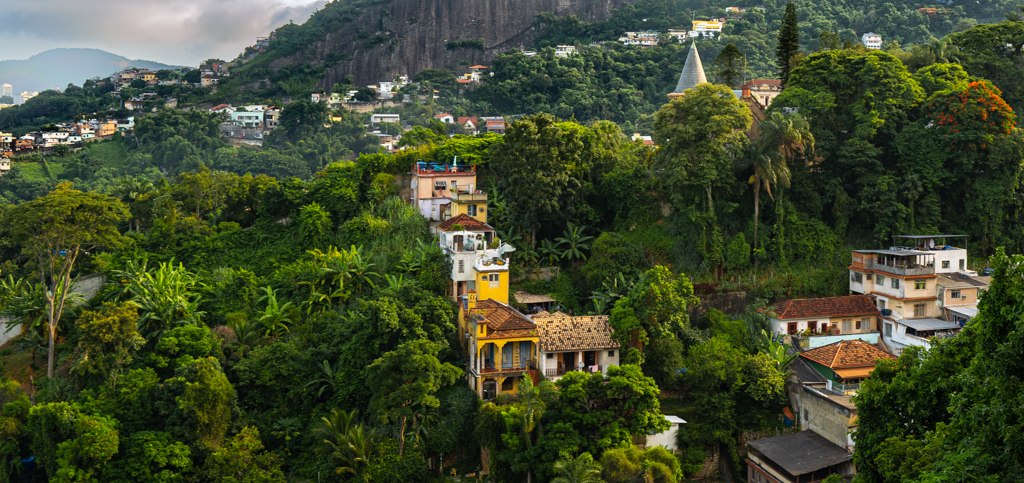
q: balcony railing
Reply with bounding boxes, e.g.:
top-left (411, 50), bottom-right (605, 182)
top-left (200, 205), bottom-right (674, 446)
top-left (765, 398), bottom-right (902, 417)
top-left (544, 365), bottom-right (602, 378)
top-left (867, 260), bottom-right (934, 277)
top-left (413, 163), bottom-right (476, 174)
top-left (450, 191), bottom-right (488, 202)
top-left (481, 360), bottom-right (538, 374)
top-left (827, 380), bottom-right (860, 395)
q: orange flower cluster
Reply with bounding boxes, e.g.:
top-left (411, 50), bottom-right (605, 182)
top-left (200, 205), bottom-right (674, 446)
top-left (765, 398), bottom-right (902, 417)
top-left (926, 81), bottom-right (1016, 149)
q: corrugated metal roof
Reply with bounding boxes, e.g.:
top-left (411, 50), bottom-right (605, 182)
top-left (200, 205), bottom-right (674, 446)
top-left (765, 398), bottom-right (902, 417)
top-left (899, 318), bottom-right (961, 331)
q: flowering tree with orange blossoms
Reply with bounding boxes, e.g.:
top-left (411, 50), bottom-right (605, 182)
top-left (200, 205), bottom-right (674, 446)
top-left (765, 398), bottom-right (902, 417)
top-left (925, 81), bottom-right (1016, 151)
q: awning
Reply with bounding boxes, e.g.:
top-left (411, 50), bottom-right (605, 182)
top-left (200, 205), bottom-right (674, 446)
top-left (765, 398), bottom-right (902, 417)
top-left (900, 318), bottom-right (961, 331)
top-left (834, 367), bottom-right (874, 379)
top-left (946, 306), bottom-right (979, 319)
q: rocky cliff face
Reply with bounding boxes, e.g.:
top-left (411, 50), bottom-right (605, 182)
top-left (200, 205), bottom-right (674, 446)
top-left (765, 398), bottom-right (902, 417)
top-left (271, 0), bottom-right (631, 87)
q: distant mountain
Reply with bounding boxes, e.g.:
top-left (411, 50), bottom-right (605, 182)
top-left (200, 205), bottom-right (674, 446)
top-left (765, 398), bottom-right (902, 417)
top-left (0, 48), bottom-right (179, 94)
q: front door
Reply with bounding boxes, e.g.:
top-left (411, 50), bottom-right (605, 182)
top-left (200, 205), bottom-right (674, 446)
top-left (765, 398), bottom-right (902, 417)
top-left (584, 351), bottom-right (596, 368)
top-left (482, 380), bottom-right (497, 400)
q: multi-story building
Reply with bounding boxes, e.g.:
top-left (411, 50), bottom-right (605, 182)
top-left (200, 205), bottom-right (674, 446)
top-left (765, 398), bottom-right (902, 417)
top-left (849, 235), bottom-right (971, 354)
top-left (1, 84), bottom-right (12, 99)
top-left (740, 79), bottom-right (783, 108)
top-left (263, 108), bottom-right (280, 132)
top-left (555, 45), bottom-right (577, 57)
top-left (691, 19), bottom-right (725, 38)
top-left (937, 272), bottom-right (989, 326)
top-left (618, 30), bottom-right (660, 47)
top-left (0, 157), bottom-right (10, 177)
top-left (410, 160), bottom-right (480, 221)
top-left (861, 32), bottom-right (882, 50)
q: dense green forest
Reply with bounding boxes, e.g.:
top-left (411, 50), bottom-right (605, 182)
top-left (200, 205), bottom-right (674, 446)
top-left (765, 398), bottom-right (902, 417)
top-left (1, 9), bottom-right (1024, 483)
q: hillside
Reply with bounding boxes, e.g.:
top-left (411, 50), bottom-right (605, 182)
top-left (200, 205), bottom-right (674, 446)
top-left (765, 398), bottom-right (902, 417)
top-left (0, 48), bottom-right (177, 94)
top-left (220, 0), bottom-right (635, 96)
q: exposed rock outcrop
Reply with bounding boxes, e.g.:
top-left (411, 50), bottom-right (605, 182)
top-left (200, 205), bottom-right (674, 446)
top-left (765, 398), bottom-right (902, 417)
top-left (270, 0), bottom-right (632, 87)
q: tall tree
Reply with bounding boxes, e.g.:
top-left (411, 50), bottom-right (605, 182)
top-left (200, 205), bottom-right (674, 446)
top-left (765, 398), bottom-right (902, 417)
top-left (6, 183), bottom-right (128, 378)
top-left (314, 409), bottom-right (371, 481)
top-left (776, 2), bottom-right (800, 85)
top-left (366, 339), bottom-right (461, 456)
top-left (740, 111), bottom-right (814, 250)
top-left (714, 43), bottom-right (746, 88)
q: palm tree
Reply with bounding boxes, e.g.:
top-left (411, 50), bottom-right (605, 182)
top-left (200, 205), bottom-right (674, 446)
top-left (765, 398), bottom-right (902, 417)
top-left (901, 173), bottom-right (923, 231)
top-left (225, 317), bottom-right (262, 357)
top-left (313, 409), bottom-right (371, 482)
top-left (556, 223), bottom-right (594, 263)
top-left (741, 111), bottom-right (814, 251)
top-left (551, 452), bottom-right (603, 483)
top-left (257, 286), bottom-right (294, 339)
top-left (517, 376), bottom-right (557, 483)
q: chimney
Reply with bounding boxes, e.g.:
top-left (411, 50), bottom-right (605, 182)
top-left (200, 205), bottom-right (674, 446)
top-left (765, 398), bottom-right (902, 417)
top-left (742, 84), bottom-right (751, 99)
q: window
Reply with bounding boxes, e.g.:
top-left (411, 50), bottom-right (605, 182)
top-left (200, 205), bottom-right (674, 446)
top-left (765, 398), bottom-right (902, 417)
top-left (866, 273), bottom-right (873, 281)
top-left (855, 319), bottom-right (862, 330)
top-left (842, 319), bottom-right (852, 332)
top-left (434, 180), bottom-right (447, 189)
top-left (876, 275), bottom-right (885, 285)
top-left (942, 260), bottom-right (950, 269)
top-left (960, 259), bottom-right (965, 270)
top-left (546, 353), bottom-right (554, 359)
top-left (915, 280), bottom-right (926, 290)
top-left (914, 303), bottom-right (926, 317)
top-left (950, 289), bottom-right (961, 299)
top-left (851, 272), bottom-right (863, 283)
top-left (450, 180), bottom-right (457, 191)
top-left (489, 273), bottom-right (500, 288)
top-left (501, 378), bottom-right (514, 391)
top-left (804, 409), bottom-right (809, 421)
top-left (467, 204), bottom-right (477, 216)
top-left (863, 318), bottom-right (871, 329)
top-left (885, 323), bottom-right (893, 337)
top-left (808, 321), bottom-right (817, 333)
top-left (787, 322), bottom-right (797, 335)
top-left (891, 278), bottom-right (900, 289)
top-left (608, 350), bottom-right (615, 357)
top-left (458, 260), bottom-right (464, 273)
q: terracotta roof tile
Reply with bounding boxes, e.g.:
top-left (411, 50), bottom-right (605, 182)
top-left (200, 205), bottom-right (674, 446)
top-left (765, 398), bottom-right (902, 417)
top-left (437, 213), bottom-right (493, 232)
top-left (533, 313), bottom-right (620, 352)
top-left (471, 299), bottom-right (537, 337)
top-left (799, 339), bottom-right (895, 369)
top-left (773, 295), bottom-right (879, 320)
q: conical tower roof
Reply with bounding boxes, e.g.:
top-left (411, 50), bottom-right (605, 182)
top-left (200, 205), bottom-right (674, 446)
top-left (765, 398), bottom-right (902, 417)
top-left (670, 42), bottom-right (708, 96)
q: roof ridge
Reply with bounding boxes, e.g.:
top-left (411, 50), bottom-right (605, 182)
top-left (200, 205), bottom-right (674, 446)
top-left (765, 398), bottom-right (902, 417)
top-left (830, 341), bottom-right (843, 368)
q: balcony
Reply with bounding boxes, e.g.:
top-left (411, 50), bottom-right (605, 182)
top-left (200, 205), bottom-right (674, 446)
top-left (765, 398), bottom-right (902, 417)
top-left (544, 365), bottom-right (603, 378)
top-left (413, 162), bottom-right (476, 175)
top-left (480, 360), bottom-right (537, 374)
top-left (450, 190), bottom-right (488, 202)
top-left (867, 260), bottom-right (934, 277)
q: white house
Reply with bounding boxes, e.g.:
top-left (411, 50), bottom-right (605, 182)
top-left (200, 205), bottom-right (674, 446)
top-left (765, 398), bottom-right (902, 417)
top-left (434, 113), bottom-right (455, 123)
top-left (861, 32), bottom-right (882, 50)
top-left (370, 114), bottom-right (400, 126)
top-left (555, 45), bottom-right (577, 57)
top-left (646, 415), bottom-right (686, 451)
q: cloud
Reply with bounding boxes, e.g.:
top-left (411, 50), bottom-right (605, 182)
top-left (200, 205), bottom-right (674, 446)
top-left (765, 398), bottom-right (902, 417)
top-left (0, 0), bottom-right (324, 65)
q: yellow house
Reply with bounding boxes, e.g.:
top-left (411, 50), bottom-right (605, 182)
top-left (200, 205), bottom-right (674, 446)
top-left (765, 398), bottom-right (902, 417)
top-left (96, 121), bottom-right (117, 137)
top-left (444, 190), bottom-right (488, 224)
top-left (467, 298), bottom-right (539, 398)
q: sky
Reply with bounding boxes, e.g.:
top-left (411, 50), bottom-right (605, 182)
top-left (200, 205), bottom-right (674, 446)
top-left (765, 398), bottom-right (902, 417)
top-left (0, 0), bottom-right (326, 66)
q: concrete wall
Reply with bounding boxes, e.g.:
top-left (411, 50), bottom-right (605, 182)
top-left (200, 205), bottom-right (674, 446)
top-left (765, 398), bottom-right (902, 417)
top-left (787, 382), bottom-right (857, 450)
top-left (0, 317), bottom-right (17, 347)
top-left (690, 291), bottom-right (748, 321)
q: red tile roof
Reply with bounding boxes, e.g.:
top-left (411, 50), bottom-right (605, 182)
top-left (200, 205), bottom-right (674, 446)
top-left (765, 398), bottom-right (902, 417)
top-left (742, 79), bottom-right (782, 88)
top-left (472, 299), bottom-right (538, 339)
top-left (533, 312), bottom-right (620, 351)
top-left (437, 213), bottom-right (493, 232)
top-left (208, 104), bottom-right (230, 111)
top-left (469, 65), bottom-right (489, 69)
top-left (458, 117), bottom-right (478, 127)
top-left (772, 295), bottom-right (878, 320)
top-left (800, 339), bottom-right (895, 369)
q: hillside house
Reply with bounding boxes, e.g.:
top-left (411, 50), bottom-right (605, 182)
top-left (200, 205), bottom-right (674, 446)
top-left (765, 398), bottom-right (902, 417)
top-left (458, 117), bottom-right (479, 134)
top-left (691, 19), bottom-right (725, 38)
top-left (799, 339), bottom-right (895, 396)
top-left (771, 295), bottom-right (879, 337)
top-left (0, 158), bottom-right (10, 176)
top-left (466, 299), bottom-right (539, 399)
top-left (741, 79), bottom-right (783, 108)
top-left (746, 431), bottom-right (855, 483)
top-left (410, 161), bottom-right (480, 221)
top-left (861, 32), bottom-right (882, 50)
top-left (434, 112), bottom-right (455, 123)
top-left (937, 272), bottom-right (989, 325)
top-left (534, 312), bottom-right (619, 380)
top-left (849, 234), bottom-right (971, 353)
top-left (370, 113), bottom-right (400, 126)
top-left (555, 45), bottom-right (577, 57)
top-left (484, 118), bottom-right (506, 134)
